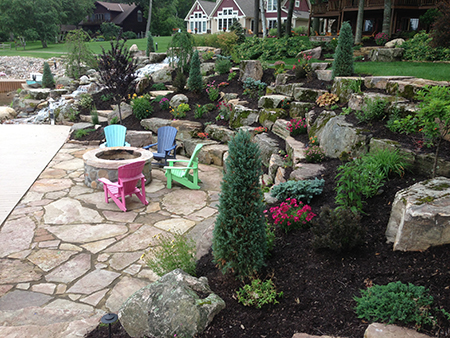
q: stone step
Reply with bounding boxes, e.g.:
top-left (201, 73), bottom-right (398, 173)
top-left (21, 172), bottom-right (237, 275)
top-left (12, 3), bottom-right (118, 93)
top-left (149, 90), bottom-right (174, 97)
top-left (96, 109), bottom-right (113, 118)
top-left (79, 114), bottom-right (108, 123)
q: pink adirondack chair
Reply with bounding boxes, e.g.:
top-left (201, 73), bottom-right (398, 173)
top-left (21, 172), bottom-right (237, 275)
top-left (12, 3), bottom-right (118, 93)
top-left (98, 161), bottom-right (149, 212)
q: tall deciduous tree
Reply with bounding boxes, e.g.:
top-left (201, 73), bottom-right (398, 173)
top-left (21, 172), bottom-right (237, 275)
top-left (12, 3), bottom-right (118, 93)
top-left (259, 0), bottom-right (266, 37)
top-left (277, 0), bottom-right (282, 37)
top-left (285, 0), bottom-right (295, 37)
top-left (382, 0), bottom-right (391, 36)
top-left (254, 0), bottom-right (259, 36)
top-left (355, 0), bottom-right (364, 44)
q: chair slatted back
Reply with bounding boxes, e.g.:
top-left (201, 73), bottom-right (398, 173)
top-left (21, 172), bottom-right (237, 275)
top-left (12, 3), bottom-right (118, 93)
top-left (104, 125), bottom-right (127, 147)
top-left (157, 126), bottom-right (177, 153)
top-left (118, 161), bottom-right (146, 194)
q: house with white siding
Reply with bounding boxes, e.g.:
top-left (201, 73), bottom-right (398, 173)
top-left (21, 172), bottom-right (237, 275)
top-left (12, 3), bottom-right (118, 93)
top-left (185, 0), bottom-right (310, 34)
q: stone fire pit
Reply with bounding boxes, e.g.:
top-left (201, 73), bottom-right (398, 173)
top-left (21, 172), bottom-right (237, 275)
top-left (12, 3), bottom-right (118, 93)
top-left (83, 147), bottom-right (153, 190)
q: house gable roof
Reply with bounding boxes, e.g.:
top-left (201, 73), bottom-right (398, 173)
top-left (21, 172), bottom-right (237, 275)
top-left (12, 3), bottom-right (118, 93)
top-left (96, 1), bottom-right (139, 25)
top-left (211, 0), bottom-right (250, 18)
top-left (185, 0), bottom-right (216, 20)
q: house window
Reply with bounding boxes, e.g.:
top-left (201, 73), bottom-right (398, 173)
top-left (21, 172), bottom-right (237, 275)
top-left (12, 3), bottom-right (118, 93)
top-left (295, 0), bottom-right (300, 6)
top-left (218, 19), bottom-right (223, 30)
top-left (267, 0), bottom-right (277, 11)
top-left (105, 13), bottom-right (110, 21)
top-left (268, 19), bottom-right (277, 29)
top-left (137, 10), bottom-right (143, 22)
top-left (410, 18), bottom-right (419, 31)
top-left (95, 13), bottom-right (104, 22)
top-left (203, 21), bottom-right (206, 31)
top-left (190, 22), bottom-right (194, 31)
top-left (218, 7), bottom-right (238, 31)
top-left (364, 19), bottom-right (374, 32)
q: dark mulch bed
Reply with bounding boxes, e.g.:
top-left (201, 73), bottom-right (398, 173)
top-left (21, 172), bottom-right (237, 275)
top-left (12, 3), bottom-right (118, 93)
top-left (85, 70), bottom-right (450, 338)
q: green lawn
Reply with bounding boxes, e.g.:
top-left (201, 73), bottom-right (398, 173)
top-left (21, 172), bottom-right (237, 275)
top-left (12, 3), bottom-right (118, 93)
top-left (0, 36), bottom-right (173, 59)
top-left (281, 58), bottom-right (450, 81)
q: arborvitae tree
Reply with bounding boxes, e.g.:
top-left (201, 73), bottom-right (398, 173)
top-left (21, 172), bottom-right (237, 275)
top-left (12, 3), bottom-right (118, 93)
top-left (332, 21), bottom-right (354, 78)
top-left (168, 32), bottom-right (194, 73)
top-left (42, 62), bottom-right (54, 88)
top-left (146, 33), bottom-right (155, 56)
top-left (212, 130), bottom-right (267, 278)
top-left (187, 50), bottom-right (202, 93)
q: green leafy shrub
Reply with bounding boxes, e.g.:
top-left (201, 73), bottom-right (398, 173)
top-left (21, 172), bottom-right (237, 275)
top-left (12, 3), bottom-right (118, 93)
top-left (305, 145), bottom-right (326, 163)
top-left (101, 22), bottom-right (120, 40)
top-left (229, 20), bottom-right (245, 44)
top-left (402, 32), bottom-right (450, 61)
top-left (146, 33), bottom-right (155, 56)
top-left (145, 232), bottom-right (196, 276)
top-left (386, 111), bottom-right (420, 135)
top-left (274, 61), bottom-right (286, 75)
top-left (151, 83), bottom-right (166, 90)
top-left (74, 128), bottom-right (95, 139)
top-left (332, 21), bottom-right (354, 78)
top-left (42, 62), bottom-right (54, 88)
top-left (110, 116), bottom-right (119, 124)
top-left (228, 70), bottom-right (237, 81)
top-left (215, 56), bottom-right (232, 74)
top-left (312, 206), bottom-right (364, 253)
top-left (355, 97), bottom-right (389, 122)
top-left (212, 130), bottom-right (267, 278)
top-left (168, 32), bottom-right (194, 72)
top-left (122, 31), bottom-right (137, 40)
top-left (266, 198), bottom-right (316, 233)
top-left (170, 103), bottom-right (190, 118)
top-left (270, 178), bottom-right (324, 204)
top-left (354, 281), bottom-right (435, 328)
top-left (194, 104), bottom-right (207, 119)
top-left (216, 31), bottom-right (238, 56)
top-left (237, 279), bottom-right (283, 308)
top-left (65, 29), bottom-right (97, 79)
top-left (242, 78), bottom-right (267, 98)
top-left (188, 50), bottom-right (203, 93)
top-left (79, 93), bottom-right (93, 110)
top-left (131, 94), bottom-right (153, 120)
top-left (202, 50), bottom-right (214, 61)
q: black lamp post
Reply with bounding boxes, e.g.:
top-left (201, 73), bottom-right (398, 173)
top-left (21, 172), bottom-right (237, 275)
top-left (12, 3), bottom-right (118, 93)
top-left (101, 313), bottom-right (118, 338)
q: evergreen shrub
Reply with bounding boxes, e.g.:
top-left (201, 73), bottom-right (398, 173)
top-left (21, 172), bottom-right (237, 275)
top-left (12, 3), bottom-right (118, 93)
top-left (212, 130), bottom-right (267, 278)
top-left (270, 178), bottom-right (324, 204)
top-left (173, 68), bottom-right (186, 92)
top-left (332, 21), bottom-right (354, 78)
top-left (312, 206), bottom-right (364, 252)
top-left (42, 62), bottom-right (54, 88)
top-left (146, 33), bottom-right (155, 56)
top-left (187, 50), bottom-right (203, 93)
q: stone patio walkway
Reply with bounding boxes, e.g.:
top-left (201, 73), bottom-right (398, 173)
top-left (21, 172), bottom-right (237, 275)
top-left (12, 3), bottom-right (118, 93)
top-left (0, 142), bottom-right (222, 337)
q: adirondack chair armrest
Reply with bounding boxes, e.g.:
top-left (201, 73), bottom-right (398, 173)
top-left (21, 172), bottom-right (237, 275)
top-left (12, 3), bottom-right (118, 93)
top-left (143, 142), bottom-right (157, 150)
top-left (164, 165), bottom-right (196, 171)
top-left (98, 178), bottom-right (121, 188)
top-left (164, 144), bottom-right (177, 153)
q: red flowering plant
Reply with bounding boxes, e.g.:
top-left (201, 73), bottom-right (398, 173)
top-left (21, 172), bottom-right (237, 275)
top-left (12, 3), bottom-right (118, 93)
top-left (287, 117), bottom-right (307, 136)
top-left (265, 198), bottom-right (316, 233)
top-left (254, 126), bottom-right (267, 134)
top-left (197, 132), bottom-right (209, 139)
top-left (293, 52), bottom-right (313, 80)
top-left (375, 32), bottom-right (389, 46)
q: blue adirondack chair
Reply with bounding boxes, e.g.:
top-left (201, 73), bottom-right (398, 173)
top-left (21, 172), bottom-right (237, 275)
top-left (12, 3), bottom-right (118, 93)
top-left (164, 143), bottom-right (203, 190)
top-left (143, 126), bottom-right (178, 166)
top-left (100, 125), bottom-right (130, 148)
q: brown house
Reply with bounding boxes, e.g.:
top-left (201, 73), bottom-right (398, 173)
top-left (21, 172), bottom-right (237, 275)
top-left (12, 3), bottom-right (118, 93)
top-left (309, 0), bottom-right (438, 37)
top-left (79, 1), bottom-right (147, 35)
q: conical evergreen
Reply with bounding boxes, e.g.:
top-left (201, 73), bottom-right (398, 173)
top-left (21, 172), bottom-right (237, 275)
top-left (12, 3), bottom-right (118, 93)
top-left (212, 130), bottom-right (267, 278)
top-left (42, 62), bottom-right (54, 88)
top-left (187, 50), bottom-right (202, 93)
top-left (146, 33), bottom-right (155, 56)
top-left (332, 21), bottom-right (354, 78)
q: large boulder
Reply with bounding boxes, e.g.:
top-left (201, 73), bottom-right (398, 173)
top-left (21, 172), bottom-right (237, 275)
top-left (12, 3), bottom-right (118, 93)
top-left (386, 177), bottom-right (450, 251)
top-left (239, 60), bottom-right (263, 82)
top-left (140, 117), bottom-right (172, 133)
top-left (118, 269), bottom-right (225, 338)
top-left (109, 102), bottom-right (133, 123)
top-left (253, 133), bottom-right (281, 166)
top-left (296, 46), bottom-right (322, 60)
top-left (169, 94), bottom-right (188, 108)
top-left (385, 38), bottom-right (405, 48)
top-left (258, 95), bottom-right (289, 109)
top-left (0, 107), bottom-right (17, 121)
top-left (151, 67), bottom-right (172, 83)
top-left (148, 53), bottom-right (168, 63)
top-left (229, 105), bottom-right (259, 129)
top-left (313, 113), bottom-right (369, 158)
top-left (369, 48), bottom-right (404, 62)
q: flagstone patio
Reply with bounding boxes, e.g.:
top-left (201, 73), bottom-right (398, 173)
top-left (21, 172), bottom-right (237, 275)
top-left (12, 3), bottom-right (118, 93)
top-left (0, 141), bottom-right (222, 337)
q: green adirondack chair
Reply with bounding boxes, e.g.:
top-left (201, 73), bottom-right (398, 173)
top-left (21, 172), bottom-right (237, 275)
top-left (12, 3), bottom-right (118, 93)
top-left (164, 144), bottom-right (204, 190)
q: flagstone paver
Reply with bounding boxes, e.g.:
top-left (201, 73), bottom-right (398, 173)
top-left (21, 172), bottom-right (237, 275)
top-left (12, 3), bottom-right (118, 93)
top-left (0, 143), bottom-right (223, 336)
top-left (0, 216), bottom-right (35, 257)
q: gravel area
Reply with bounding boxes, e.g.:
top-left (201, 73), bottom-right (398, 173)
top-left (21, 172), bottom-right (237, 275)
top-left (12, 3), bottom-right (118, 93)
top-left (0, 56), bottom-right (66, 80)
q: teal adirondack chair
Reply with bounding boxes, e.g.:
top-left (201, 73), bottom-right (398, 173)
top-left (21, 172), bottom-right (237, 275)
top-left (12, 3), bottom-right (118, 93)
top-left (100, 125), bottom-right (130, 148)
top-left (164, 144), bottom-right (204, 190)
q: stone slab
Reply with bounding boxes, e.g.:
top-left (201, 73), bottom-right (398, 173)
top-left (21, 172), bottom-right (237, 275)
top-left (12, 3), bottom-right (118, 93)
top-left (45, 253), bottom-right (91, 283)
top-left (67, 269), bottom-right (120, 295)
top-left (105, 276), bottom-right (148, 312)
top-left (162, 190), bottom-right (207, 216)
top-left (0, 216), bottom-right (35, 257)
top-left (47, 223), bottom-right (127, 243)
top-left (0, 290), bottom-right (52, 311)
top-left (0, 259), bottom-right (41, 284)
top-left (44, 198), bottom-right (103, 224)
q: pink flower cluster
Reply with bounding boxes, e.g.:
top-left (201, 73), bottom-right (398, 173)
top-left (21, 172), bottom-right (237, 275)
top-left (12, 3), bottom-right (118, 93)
top-left (265, 198), bottom-right (316, 232)
top-left (286, 118), bottom-right (307, 136)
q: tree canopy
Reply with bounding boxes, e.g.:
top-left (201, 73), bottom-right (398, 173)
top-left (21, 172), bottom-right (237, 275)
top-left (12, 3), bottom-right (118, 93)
top-left (0, 0), bottom-right (95, 48)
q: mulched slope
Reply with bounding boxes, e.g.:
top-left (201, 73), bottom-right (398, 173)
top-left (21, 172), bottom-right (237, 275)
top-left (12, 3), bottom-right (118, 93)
top-left (85, 70), bottom-right (450, 338)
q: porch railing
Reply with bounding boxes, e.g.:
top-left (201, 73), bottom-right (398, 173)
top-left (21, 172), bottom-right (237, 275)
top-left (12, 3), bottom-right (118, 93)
top-left (312, 0), bottom-right (437, 14)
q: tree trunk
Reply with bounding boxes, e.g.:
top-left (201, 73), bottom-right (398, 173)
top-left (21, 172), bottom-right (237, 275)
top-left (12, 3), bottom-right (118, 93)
top-left (355, 0), bottom-right (364, 44)
top-left (382, 0), bottom-right (391, 36)
top-left (254, 0), bottom-right (259, 36)
top-left (285, 0), bottom-right (295, 37)
top-left (41, 39), bottom-right (48, 48)
top-left (432, 137), bottom-right (442, 178)
top-left (145, 0), bottom-right (152, 37)
top-left (260, 0), bottom-right (267, 37)
top-left (277, 0), bottom-right (282, 37)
